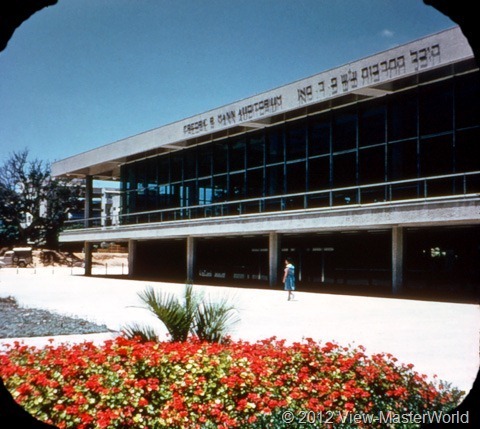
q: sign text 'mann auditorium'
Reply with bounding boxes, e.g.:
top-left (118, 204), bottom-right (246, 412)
top-left (183, 95), bottom-right (282, 136)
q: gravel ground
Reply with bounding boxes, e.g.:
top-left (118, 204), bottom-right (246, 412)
top-left (0, 296), bottom-right (111, 338)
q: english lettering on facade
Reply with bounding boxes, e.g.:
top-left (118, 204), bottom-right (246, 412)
top-left (183, 118), bottom-right (209, 135)
top-left (237, 95), bottom-right (282, 121)
top-left (217, 110), bottom-right (236, 126)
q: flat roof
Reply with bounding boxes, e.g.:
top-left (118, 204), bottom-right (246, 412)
top-left (52, 27), bottom-right (474, 180)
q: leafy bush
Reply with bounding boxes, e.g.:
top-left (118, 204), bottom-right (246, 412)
top-left (0, 337), bottom-right (463, 429)
top-left (125, 285), bottom-right (239, 343)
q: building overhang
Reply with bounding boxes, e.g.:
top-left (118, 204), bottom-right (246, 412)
top-left (51, 27), bottom-right (476, 181)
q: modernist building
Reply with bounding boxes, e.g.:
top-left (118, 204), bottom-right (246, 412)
top-left (53, 27), bottom-right (479, 298)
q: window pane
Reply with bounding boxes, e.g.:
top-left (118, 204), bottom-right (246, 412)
top-left (359, 146), bottom-right (385, 184)
top-left (229, 172), bottom-right (245, 199)
top-left (171, 153), bottom-right (183, 182)
top-left (158, 156), bottom-right (170, 183)
top-left (213, 175), bottom-right (228, 202)
top-left (387, 140), bottom-right (418, 181)
top-left (198, 144), bottom-right (212, 178)
top-left (266, 164), bottom-right (284, 196)
top-left (359, 104), bottom-right (385, 147)
top-left (184, 149), bottom-right (197, 180)
top-left (420, 135), bottom-right (453, 177)
top-left (267, 127), bottom-right (284, 164)
top-left (456, 128), bottom-right (480, 172)
top-left (286, 121), bottom-right (306, 160)
top-left (182, 180), bottom-right (196, 206)
top-left (134, 161), bottom-right (146, 188)
top-left (286, 161), bottom-right (306, 193)
top-left (309, 115), bottom-right (331, 156)
top-left (419, 80), bottom-right (453, 135)
top-left (146, 158), bottom-right (157, 189)
top-left (388, 91), bottom-right (417, 141)
top-left (308, 156), bottom-right (330, 190)
top-left (158, 184), bottom-right (172, 208)
top-left (213, 142), bottom-right (228, 174)
top-left (333, 152), bottom-right (356, 187)
top-left (246, 168), bottom-right (264, 198)
top-left (230, 137), bottom-right (246, 171)
top-left (333, 110), bottom-right (357, 152)
top-left (247, 132), bottom-right (265, 168)
top-left (122, 164), bottom-right (134, 191)
top-left (455, 73), bottom-right (480, 129)
top-left (197, 178), bottom-right (212, 205)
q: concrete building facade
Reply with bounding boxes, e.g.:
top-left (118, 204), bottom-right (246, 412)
top-left (52, 27), bottom-right (479, 298)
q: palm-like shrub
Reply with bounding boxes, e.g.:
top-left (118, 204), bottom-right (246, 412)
top-left (121, 322), bottom-right (158, 342)
top-left (194, 296), bottom-right (240, 343)
top-left (125, 284), bottom-right (239, 343)
top-left (137, 284), bottom-right (198, 342)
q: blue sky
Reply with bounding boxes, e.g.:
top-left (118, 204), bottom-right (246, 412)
top-left (0, 0), bottom-right (455, 170)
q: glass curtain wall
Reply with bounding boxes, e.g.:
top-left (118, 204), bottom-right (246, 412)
top-left (121, 72), bottom-right (480, 222)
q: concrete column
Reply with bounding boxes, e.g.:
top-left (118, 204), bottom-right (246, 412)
top-left (84, 175), bottom-right (93, 228)
top-left (269, 232), bottom-right (280, 288)
top-left (84, 241), bottom-right (93, 276)
top-left (128, 239), bottom-right (137, 278)
top-left (392, 226), bottom-right (404, 295)
top-left (186, 236), bottom-right (196, 283)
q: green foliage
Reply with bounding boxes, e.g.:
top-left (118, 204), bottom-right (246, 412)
top-left (121, 323), bottom-right (159, 342)
top-left (137, 284), bottom-right (198, 342)
top-left (0, 149), bottom-right (81, 248)
top-left (133, 284), bottom-right (239, 343)
top-left (194, 297), bottom-right (240, 344)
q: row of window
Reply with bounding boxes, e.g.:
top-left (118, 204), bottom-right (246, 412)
top-left (121, 72), bottom-right (480, 212)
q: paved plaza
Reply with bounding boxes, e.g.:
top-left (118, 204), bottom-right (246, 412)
top-left (0, 267), bottom-right (478, 396)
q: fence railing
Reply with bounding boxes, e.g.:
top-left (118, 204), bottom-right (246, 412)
top-left (62, 171), bottom-right (480, 231)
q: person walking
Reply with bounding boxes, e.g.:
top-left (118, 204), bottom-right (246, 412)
top-left (283, 257), bottom-right (296, 301)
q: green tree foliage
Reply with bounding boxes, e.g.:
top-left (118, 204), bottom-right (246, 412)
top-left (0, 149), bottom-right (81, 248)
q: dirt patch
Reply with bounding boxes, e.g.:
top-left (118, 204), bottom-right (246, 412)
top-left (30, 250), bottom-right (128, 268)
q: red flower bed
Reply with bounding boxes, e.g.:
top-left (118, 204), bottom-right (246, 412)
top-left (0, 337), bottom-right (462, 428)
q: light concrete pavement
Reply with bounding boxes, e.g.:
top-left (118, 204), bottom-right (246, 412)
top-left (0, 267), bottom-right (479, 396)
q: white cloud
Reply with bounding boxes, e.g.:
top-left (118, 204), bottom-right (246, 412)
top-left (381, 29), bottom-right (395, 38)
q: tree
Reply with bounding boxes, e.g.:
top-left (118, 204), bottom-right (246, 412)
top-left (0, 149), bottom-right (81, 249)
